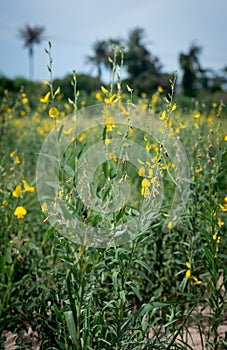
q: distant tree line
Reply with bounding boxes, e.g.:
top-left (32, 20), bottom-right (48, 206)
top-left (87, 27), bottom-right (227, 97)
top-left (0, 25), bottom-right (226, 99)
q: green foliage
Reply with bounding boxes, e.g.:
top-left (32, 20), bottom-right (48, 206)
top-left (0, 47), bottom-right (226, 349)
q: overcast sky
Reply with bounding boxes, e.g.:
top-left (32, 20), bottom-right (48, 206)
top-left (0, 0), bottom-right (226, 82)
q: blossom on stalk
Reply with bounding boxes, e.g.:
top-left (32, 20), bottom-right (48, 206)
top-left (40, 92), bottom-right (50, 104)
top-left (185, 262), bottom-right (191, 279)
top-left (13, 185), bottom-right (22, 198)
top-left (22, 180), bottom-right (35, 193)
top-left (49, 107), bottom-right (59, 118)
top-left (14, 206), bottom-right (27, 219)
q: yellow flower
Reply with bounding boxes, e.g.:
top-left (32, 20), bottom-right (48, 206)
top-left (138, 167), bottom-right (145, 177)
top-left (164, 119), bottom-right (172, 127)
top-left (193, 277), bottom-right (202, 285)
top-left (40, 91), bottom-right (51, 104)
top-left (219, 203), bottom-right (227, 212)
top-left (171, 103), bottom-right (177, 111)
top-left (108, 153), bottom-right (117, 163)
top-left (63, 127), bottom-right (74, 136)
top-left (104, 138), bottom-right (112, 145)
top-left (212, 233), bottom-right (217, 241)
top-left (141, 186), bottom-right (150, 196)
top-left (218, 217), bottom-right (224, 227)
top-left (141, 178), bottom-right (151, 188)
top-left (193, 112), bottom-right (200, 119)
top-left (185, 269), bottom-right (191, 279)
top-left (10, 150), bottom-right (17, 157)
top-left (196, 165), bottom-right (202, 173)
top-left (186, 262), bottom-right (191, 269)
top-left (212, 233), bottom-right (220, 243)
top-left (106, 116), bottom-right (115, 132)
top-left (147, 168), bottom-right (153, 178)
top-left (22, 180), bottom-right (35, 193)
top-left (145, 143), bottom-right (152, 151)
top-left (158, 86), bottom-right (163, 93)
top-left (15, 156), bottom-right (21, 164)
top-left (167, 162), bottom-right (175, 168)
top-left (104, 94), bottom-right (117, 104)
top-left (167, 221), bottom-right (172, 229)
top-left (151, 155), bottom-right (158, 163)
top-left (78, 133), bottom-right (86, 142)
top-left (95, 92), bottom-right (102, 102)
top-left (41, 202), bottom-right (47, 212)
top-left (22, 97), bottom-right (29, 104)
top-left (179, 122), bottom-right (186, 129)
top-left (224, 136), bottom-right (227, 141)
top-left (219, 196), bottom-right (227, 212)
top-left (141, 178), bottom-right (151, 196)
top-left (13, 185), bottom-right (22, 198)
top-left (14, 206), bottom-right (27, 219)
top-left (64, 103), bottom-right (71, 111)
top-left (38, 128), bottom-right (45, 135)
top-left (49, 107), bottom-right (59, 118)
top-left (160, 111), bottom-right (166, 120)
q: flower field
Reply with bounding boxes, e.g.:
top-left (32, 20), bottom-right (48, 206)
top-left (0, 50), bottom-right (227, 349)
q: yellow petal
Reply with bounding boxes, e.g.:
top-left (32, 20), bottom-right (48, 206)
top-left (193, 277), bottom-right (202, 285)
top-left (40, 91), bottom-right (50, 104)
top-left (193, 112), bottom-right (200, 119)
top-left (167, 221), bottom-right (172, 229)
top-left (49, 107), bottom-right (59, 118)
top-left (172, 103), bottom-right (177, 111)
top-left (13, 185), bottom-right (22, 198)
top-left (141, 178), bottom-right (151, 187)
top-left (160, 111), bottom-right (166, 120)
top-left (22, 180), bottom-right (35, 193)
top-left (185, 269), bottom-right (191, 279)
top-left (186, 262), bottom-right (191, 269)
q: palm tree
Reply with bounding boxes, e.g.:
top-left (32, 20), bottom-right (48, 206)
top-left (19, 25), bottom-right (45, 80)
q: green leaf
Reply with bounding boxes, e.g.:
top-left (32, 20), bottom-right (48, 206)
top-left (126, 281), bottom-right (142, 300)
top-left (103, 161), bottom-right (109, 179)
top-left (112, 271), bottom-right (118, 293)
top-left (42, 228), bottom-right (55, 244)
top-left (65, 311), bottom-right (77, 345)
top-left (58, 125), bottom-right (64, 141)
top-left (134, 259), bottom-right (151, 272)
top-left (64, 164), bottom-right (75, 177)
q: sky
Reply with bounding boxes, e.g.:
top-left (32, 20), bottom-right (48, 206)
top-left (0, 0), bottom-right (226, 82)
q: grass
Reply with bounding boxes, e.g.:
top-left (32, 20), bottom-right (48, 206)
top-left (0, 46), bottom-right (226, 350)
